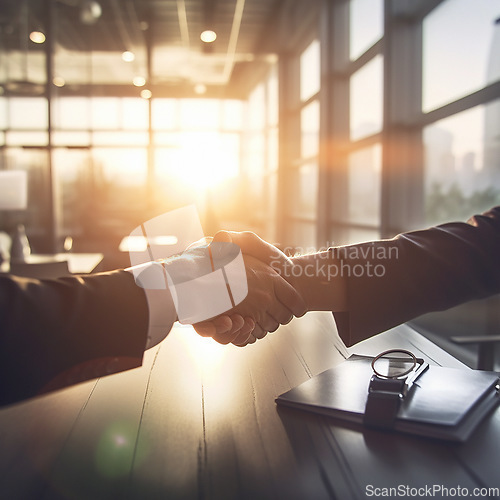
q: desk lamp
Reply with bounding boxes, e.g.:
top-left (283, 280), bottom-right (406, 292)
top-left (0, 170), bottom-right (31, 263)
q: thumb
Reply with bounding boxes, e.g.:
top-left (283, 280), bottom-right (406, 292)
top-left (212, 230), bottom-right (233, 243)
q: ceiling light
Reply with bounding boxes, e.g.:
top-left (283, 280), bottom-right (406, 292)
top-left (194, 83), bottom-right (207, 95)
top-left (53, 76), bottom-right (65, 87)
top-left (80, 1), bottom-right (102, 25)
top-left (122, 51), bottom-right (135, 62)
top-left (133, 76), bottom-right (146, 87)
top-left (140, 89), bottom-right (152, 99)
top-left (29, 31), bottom-right (46, 44)
top-left (200, 30), bottom-right (217, 43)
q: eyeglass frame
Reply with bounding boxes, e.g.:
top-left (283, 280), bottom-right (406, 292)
top-left (363, 349), bottom-right (429, 430)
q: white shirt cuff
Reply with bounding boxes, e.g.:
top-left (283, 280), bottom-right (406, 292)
top-left (126, 264), bottom-right (177, 349)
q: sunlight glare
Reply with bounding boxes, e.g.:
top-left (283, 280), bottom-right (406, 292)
top-left (167, 131), bottom-right (239, 191)
top-left (178, 325), bottom-right (228, 375)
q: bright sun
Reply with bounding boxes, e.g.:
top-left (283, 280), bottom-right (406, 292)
top-left (164, 131), bottom-right (239, 192)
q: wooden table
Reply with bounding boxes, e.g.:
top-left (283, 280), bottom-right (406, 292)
top-left (1, 312), bottom-right (499, 499)
top-left (1, 253), bottom-right (104, 276)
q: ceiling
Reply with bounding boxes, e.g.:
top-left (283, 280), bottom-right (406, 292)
top-left (0, 0), bottom-right (284, 97)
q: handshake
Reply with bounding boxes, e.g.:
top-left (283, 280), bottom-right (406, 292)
top-left (132, 227), bottom-right (347, 348)
top-left (177, 231), bottom-right (346, 347)
top-left (189, 231), bottom-right (308, 347)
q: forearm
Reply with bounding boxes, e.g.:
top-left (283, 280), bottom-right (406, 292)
top-left (0, 270), bottom-right (152, 406)
top-left (332, 207), bottom-right (500, 346)
top-left (288, 251), bottom-right (347, 313)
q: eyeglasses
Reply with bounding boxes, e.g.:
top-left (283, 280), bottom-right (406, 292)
top-left (364, 349), bottom-right (429, 429)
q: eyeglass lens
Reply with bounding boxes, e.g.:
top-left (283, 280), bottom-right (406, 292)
top-left (372, 350), bottom-right (416, 379)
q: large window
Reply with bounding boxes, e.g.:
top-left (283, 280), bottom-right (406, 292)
top-left (284, 38), bottom-right (321, 249)
top-left (1, 94), bottom-right (245, 251)
top-left (424, 100), bottom-right (500, 224)
top-left (422, 0), bottom-right (500, 112)
top-left (349, 0), bottom-right (384, 61)
top-left (240, 65), bottom-right (279, 240)
top-left (422, 0), bottom-right (500, 225)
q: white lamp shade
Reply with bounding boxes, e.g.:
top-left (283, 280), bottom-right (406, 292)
top-left (0, 171), bottom-right (28, 210)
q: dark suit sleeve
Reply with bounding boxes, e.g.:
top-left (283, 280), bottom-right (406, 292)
top-left (333, 206), bottom-right (500, 346)
top-left (0, 269), bottom-right (149, 406)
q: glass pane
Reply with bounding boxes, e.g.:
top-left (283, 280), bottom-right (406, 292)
top-left (300, 39), bottom-right (320, 102)
top-left (6, 51), bottom-right (46, 86)
top-left (423, 0), bottom-right (500, 112)
top-left (52, 131), bottom-right (91, 147)
top-left (222, 100), bottom-right (244, 130)
top-left (92, 131), bottom-right (149, 146)
top-left (267, 66), bottom-right (279, 127)
top-left (91, 98), bottom-right (120, 129)
top-left (154, 148), bottom-right (199, 210)
top-left (288, 221), bottom-right (317, 250)
top-left (92, 148), bottom-right (148, 187)
top-left (263, 172), bottom-right (278, 240)
top-left (53, 148), bottom-right (92, 237)
top-left (54, 48), bottom-right (91, 86)
top-left (154, 131), bottom-right (181, 147)
top-left (155, 132), bottom-right (239, 192)
top-left (2, 148), bottom-right (51, 250)
top-left (247, 172), bottom-right (265, 200)
top-left (423, 100), bottom-right (500, 225)
top-left (53, 98), bottom-right (91, 130)
top-left (268, 128), bottom-right (278, 172)
top-left (348, 143), bottom-right (382, 225)
top-left (6, 131), bottom-right (48, 146)
top-left (248, 83), bottom-right (266, 130)
top-left (9, 98), bottom-right (48, 129)
top-left (330, 227), bottom-right (380, 246)
top-left (301, 100), bottom-right (320, 159)
top-left (0, 98), bottom-right (7, 129)
top-left (152, 99), bottom-right (178, 130)
top-left (290, 163), bottom-right (318, 218)
top-left (244, 132), bottom-right (266, 175)
top-left (350, 0), bottom-right (384, 61)
top-left (179, 99), bottom-right (220, 129)
top-left (350, 55), bottom-right (383, 141)
top-left (122, 99), bottom-right (149, 130)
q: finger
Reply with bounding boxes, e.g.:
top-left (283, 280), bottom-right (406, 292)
top-left (227, 314), bottom-right (245, 335)
top-left (212, 230), bottom-right (233, 243)
top-left (252, 323), bottom-right (269, 339)
top-left (244, 316), bottom-right (256, 332)
top-left (231, 328), bottom-right (253, 347)
top-left (258, 315), bottom-right (280, 334)
top-left (233, 316), bottom-right (255, 338)
top-left (192, 315), bottom-right (232, 338)
top-left (186, 236), bottom-right (213, 250)
top-left (209, 314), bottom-right (246, 345)
top-left (209, 314), bottom-right (257, 346)
top-left (274, 275), bottom-right (307, 317)
top-left (218, 231), bottom-right (289, 268)
top-left (267, 302), bottom-right (294, 326)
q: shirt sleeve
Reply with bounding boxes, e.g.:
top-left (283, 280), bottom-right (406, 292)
top-left (333, 206), bottom-right (500, 346)
top-left (125, 262), bottom-right (177, 349)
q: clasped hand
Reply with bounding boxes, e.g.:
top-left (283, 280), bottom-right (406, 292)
top-left (192, 231), bottom-right (306, 346)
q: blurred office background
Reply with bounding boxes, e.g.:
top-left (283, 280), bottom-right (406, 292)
top-left (0, 0), bottom-right (499, 366)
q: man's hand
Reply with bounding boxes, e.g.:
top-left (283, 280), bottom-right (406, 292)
top-left (193, 232), bottom-right (306, 346)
